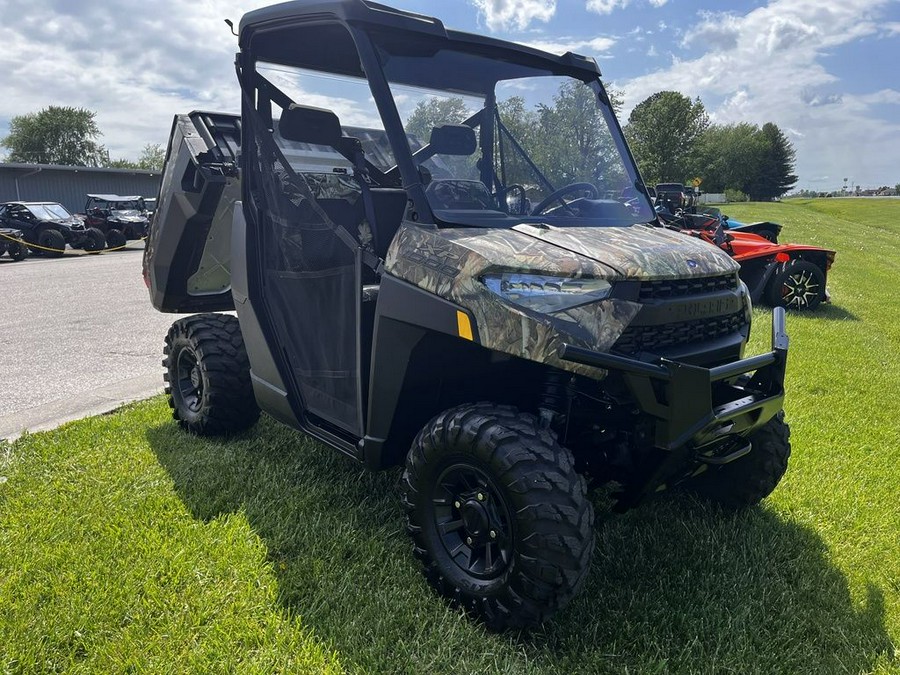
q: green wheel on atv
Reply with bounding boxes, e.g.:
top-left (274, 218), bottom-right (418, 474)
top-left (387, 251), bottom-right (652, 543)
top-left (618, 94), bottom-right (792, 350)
top-left (401, 403), bottom-right (594, 631)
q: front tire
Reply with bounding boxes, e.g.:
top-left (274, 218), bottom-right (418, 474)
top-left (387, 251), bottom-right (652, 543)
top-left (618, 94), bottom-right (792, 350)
top-left (8, 240), bottom-right (28, 261)
top-left (688, 412), bottom-right (791, 508)
top-left (82, 227), bottom-right (106, 252)
top-left (105, 228), bottom-right (127, 250)
top-left (163, 313), bottom-right (260, 435)
top-left (402, 403), bottom-right (594, 631)
top-left (767, 260), bottom-right (826, 310)
top-left (38, 229), bottom-right (66, 257)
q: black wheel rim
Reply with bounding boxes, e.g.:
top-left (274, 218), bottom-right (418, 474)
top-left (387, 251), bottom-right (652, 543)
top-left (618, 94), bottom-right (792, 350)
top-left (430, 463), bottom-right (513, 580)
top-left (175, 348), bottom-right (203, 412)
top-left (782, 269), bottom-right (820, 308)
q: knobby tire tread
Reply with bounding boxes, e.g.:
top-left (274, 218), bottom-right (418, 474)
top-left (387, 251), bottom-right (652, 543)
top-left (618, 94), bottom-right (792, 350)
top-left (163, 313), bottom-right (259, 436)
top-left (401, 402), bottom-right (594, 631)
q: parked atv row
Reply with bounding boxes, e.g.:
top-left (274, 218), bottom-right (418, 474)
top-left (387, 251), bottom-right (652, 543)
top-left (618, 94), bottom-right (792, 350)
top-left (653, 185), bottom-right (835, 311)
top-left (0, 195), bottom-right (151, 258)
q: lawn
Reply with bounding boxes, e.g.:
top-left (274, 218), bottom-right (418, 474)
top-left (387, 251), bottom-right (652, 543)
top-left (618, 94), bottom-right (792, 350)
top-left (1, 198), bottom-right (898, 673)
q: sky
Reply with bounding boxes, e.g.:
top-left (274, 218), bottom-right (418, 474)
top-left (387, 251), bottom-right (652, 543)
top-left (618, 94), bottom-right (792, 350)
top-left (0, 0), bottom-right (897, 191)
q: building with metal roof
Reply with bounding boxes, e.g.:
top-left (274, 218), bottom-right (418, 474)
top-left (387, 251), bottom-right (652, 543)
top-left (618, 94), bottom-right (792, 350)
top-left (0, 163), bottom-right (161, 214)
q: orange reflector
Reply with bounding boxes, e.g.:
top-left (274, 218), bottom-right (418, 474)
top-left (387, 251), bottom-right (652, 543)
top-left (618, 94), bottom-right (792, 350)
top-left (775, 252), bottom-right (790, 263)
top-left (456, 311), bottom-right (474, 341)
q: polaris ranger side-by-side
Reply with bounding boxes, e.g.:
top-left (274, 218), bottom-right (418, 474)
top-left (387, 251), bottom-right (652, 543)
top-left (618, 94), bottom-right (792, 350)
top-left (144, 0), bottom-right (791, 630)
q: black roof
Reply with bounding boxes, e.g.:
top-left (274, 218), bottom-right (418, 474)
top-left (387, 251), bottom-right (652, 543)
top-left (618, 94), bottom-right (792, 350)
top-left (239, 0), bottom-right (600, 85)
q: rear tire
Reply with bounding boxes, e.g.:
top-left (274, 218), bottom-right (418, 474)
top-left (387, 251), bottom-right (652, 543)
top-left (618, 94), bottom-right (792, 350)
top-left (105, 228), bottom-right (127, 250)
top-left (767, 260), bottom-right (825, 310)
top-left (8, 240), bottom-right (28, 261)
top-left (163, 313), bottom-right (260, 435)
top-left (688, 412), bottom-right (791, 509)
top-left (38, 229), bottom-right (66, 257)
top-left (401, 403), bottom-right (594, 631)
top-left (83, 227), bottom-right (106, 252)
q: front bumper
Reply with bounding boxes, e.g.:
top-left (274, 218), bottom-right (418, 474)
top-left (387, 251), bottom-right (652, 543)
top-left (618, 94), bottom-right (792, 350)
top-left (560, 307), bottom-right (789, 505)
top-left (62, 227), bottom-right (89, 246)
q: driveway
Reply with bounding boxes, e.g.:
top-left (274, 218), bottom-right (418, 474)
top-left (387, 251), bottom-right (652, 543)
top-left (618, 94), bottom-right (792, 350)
top-left (1, 244), bottom-right (180, 439)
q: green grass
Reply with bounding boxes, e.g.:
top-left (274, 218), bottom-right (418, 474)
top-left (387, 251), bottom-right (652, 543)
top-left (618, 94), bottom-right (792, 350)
top-left (2, 198), bottom-right (898, 673)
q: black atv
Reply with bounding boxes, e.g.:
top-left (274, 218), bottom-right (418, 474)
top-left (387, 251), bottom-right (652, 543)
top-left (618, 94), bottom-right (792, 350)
top-left (0, 226), bottom-right (29, 261)
top-left (145, 0), bottom-right (792, 631)
top-left (0, 201), bottom-right (105, 257)
top-left (83, 194), bottom-right (151, 249)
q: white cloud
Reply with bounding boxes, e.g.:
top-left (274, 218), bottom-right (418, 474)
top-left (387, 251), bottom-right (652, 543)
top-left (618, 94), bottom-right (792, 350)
top-left (587, 0), bottom-right (629, 14)
top-left (587, 0), bottom-right (667, 14)
top-left (0, 0), bottom-right (272, 160)
top-left (616, 0), bottom-right (900, 188)
top-left (470, 0), bottom-right (556, 31)
top-left (519, 36), bottom-right (617, 55)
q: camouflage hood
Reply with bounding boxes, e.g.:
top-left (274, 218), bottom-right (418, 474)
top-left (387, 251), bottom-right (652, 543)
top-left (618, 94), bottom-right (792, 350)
top-left (509, 223), bottom-right (739, 279)
top-left (385, 222), bottom-right (745, 380)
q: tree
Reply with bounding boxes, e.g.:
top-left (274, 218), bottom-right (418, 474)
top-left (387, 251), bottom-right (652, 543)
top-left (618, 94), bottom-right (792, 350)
top-left (532, 81), bottom-right (624, 188)
top-left (693, 123), bottom-right (768, 195)
top-left (749, 123), bottom-right (797, 200)
top-left (137, 143), bottom-right (166, 171)
top-left (624, 91), bottom-right (708, 186)
top-left (1, 106), bottom-right (106, 166)
top-left (104, 143), bottom-right (166, 171)
top-left (404, 97), bottom-right (471, 142)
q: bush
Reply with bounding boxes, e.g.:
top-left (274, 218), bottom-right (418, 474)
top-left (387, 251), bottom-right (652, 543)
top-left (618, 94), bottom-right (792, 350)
top-left (725, 188), bottom-right (749, 203)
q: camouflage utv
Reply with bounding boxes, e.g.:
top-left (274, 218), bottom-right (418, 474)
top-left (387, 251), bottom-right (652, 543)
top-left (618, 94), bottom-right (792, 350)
top-left (144, 0), bottom-right (791, 631)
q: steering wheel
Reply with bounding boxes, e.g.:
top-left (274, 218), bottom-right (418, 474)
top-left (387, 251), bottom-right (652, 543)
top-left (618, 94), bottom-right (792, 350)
top-left (531, 182), bottom-right (599, 216)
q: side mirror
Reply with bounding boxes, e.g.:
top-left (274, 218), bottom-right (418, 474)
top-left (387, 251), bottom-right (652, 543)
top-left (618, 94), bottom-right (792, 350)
top-left (278, 103), bottom-right (342, 147)
top-left (428, 125), bottom-right (477, 156)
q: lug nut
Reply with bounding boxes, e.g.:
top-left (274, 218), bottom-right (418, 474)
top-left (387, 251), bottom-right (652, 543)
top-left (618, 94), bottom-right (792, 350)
top-left (477, 492), bottom-right (485, 501)
top-left (490, 530), bottom-right (496, 539)
top-left (454, 500), bottom-right (461, 509)
top-left (466, 537), bottom-right (473, 545)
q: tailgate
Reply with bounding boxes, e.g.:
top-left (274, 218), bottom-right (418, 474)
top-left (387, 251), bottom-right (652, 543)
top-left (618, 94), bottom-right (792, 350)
top-left (143, 111), bottom-right (241, 313)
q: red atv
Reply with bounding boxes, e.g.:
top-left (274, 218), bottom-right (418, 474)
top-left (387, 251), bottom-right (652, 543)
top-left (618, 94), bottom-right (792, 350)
top-left (658, 209), bottom-right (835, 311)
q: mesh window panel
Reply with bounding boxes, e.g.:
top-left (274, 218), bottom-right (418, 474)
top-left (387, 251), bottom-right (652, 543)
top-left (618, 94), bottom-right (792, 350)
top-left (247, 108), bottom-right (363, 432)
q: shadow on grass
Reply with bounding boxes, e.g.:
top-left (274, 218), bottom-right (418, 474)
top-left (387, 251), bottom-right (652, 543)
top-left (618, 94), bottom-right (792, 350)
top-left (147, 418), bottom-right (893, 674)
top-left (756, 303), bottom-right (860, 323)
top-left (807, 303), bottom-right (860, 322)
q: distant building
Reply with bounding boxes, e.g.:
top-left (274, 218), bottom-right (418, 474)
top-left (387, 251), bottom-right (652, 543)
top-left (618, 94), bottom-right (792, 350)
top-left (0, 163), bottom-right (161, 214)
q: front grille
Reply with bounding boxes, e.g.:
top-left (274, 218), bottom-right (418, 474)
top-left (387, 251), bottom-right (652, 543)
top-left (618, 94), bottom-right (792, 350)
top-left (638, 274), bottom-right (737, 301)
top-left (613, 311), bottom-right (747, 355)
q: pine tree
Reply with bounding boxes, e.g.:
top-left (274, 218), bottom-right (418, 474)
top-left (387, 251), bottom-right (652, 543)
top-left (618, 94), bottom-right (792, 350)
top-left (751, 123), bottom-right (798, 200)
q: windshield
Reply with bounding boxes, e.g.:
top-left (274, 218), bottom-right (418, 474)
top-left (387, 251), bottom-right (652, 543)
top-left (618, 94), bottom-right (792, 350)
top-left (377, 43), bottom-right (654, 228)
top-left (112, 200), bottom-right (143, 211)
top-left (27, 203), bottom-right (72, 220)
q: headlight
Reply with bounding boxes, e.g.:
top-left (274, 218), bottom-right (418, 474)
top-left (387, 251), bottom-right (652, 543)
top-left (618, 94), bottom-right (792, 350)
top-left (483, 273), bottom-right (613, 313)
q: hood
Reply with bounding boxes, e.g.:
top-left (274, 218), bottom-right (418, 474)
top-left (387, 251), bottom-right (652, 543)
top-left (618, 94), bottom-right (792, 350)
top-left (508, 223), bottom-right (739, 280)
top-left (48, 217), bottom-right (83, 228)
top-left (386, 222), bottom-right (739, 291)
top-left (110, 210), bottom-right (148, 222)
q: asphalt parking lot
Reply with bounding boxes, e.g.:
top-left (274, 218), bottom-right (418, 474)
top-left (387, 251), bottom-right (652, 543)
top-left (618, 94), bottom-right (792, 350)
top-left (0, 243), bottom-right (180, 439)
